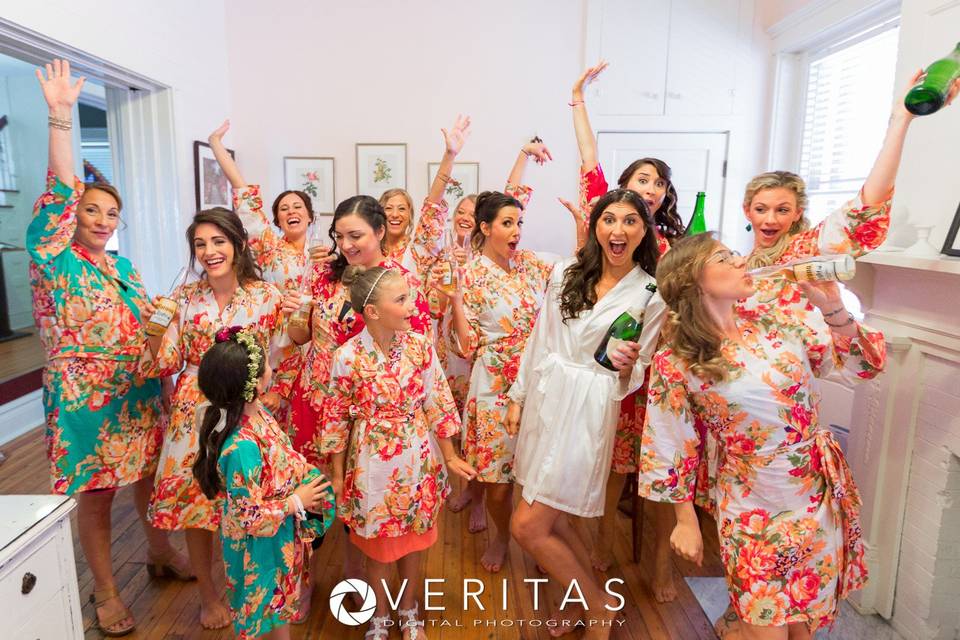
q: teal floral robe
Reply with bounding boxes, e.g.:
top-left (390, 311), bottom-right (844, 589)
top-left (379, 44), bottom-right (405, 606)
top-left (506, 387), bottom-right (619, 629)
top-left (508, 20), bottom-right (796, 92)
top-left (27, 171), bottom-right (163, 494)
top-left (218, 405), bottom-right (334, 639)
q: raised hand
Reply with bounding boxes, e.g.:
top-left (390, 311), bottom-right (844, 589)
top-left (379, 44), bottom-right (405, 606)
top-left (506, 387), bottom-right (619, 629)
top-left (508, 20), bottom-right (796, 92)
top-left (442, 114), bottom-right (472, 156)
top-left (572, 60), bottom-right (609, 101)
top-left (208, 119), bottom-right (230, 145)
top-left (35, 59), bottom-right (85, 114)
top-left (521, 141), bottom-right (553, 165)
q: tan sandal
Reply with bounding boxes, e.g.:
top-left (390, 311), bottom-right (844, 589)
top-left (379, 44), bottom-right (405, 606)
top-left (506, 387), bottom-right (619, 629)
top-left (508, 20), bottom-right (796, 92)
top-left (90, 587), bottom-right (135, 637)
top-left (146, 550), bottom-right (196, 581)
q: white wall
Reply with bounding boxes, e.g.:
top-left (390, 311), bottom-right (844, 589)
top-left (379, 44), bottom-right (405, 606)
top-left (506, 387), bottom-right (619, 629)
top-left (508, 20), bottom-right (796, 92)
top-left (222, 0), bottom-right (584, 255)
top-left (0, 0), bottom-right (233, 269)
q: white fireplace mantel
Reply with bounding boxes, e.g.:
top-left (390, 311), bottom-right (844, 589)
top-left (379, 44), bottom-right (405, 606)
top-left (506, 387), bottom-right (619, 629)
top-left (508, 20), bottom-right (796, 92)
top-left (846, 253), bottom-right (960, 640)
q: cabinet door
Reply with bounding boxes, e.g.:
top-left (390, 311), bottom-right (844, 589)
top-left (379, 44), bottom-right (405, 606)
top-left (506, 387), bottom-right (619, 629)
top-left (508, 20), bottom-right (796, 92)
top-left (665, 0), bottom-right (744, 115)
top-left (587, 0), bottom-right (671, 115)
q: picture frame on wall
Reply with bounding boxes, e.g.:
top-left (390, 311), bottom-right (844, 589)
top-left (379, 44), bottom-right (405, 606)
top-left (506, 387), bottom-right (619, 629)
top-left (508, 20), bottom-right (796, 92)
top-left (356, 143), bottom-right (406, 199)
top-left (940, 202), bottom-right (960, 257)
top-left (193, 141), bottom-right (234, 210)
top-left (283, 156), bottom-right (335, 214)
top-left (427, 162), bottom-right (479, 201)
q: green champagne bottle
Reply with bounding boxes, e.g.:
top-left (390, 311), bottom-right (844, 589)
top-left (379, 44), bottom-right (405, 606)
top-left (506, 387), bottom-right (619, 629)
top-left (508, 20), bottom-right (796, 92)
top-left (904, 42), bottom-right (960, 116)
top-left (685, 192), bottom-right (707, 235)
top-left (594, 283), bottom-right (658, 371)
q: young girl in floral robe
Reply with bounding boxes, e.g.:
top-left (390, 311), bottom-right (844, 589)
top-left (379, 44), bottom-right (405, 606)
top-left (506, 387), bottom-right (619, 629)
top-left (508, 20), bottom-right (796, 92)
top-left (192, 328), bottom-right (333, 640)
top-left (321, 266), bottom-right (475, 640)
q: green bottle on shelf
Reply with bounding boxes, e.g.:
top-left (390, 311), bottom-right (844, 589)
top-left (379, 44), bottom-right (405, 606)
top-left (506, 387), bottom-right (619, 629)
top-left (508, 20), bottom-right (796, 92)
top-left (685, 191), bottom-right (707, 235)
top-left (904, 42), bottom-right (960, 116)
top-left (593, 283), bottom-right (658, 372)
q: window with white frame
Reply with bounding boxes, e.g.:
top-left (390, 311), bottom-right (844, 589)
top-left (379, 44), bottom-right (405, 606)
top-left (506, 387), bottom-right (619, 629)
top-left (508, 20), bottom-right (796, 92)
top-left (798, 20), bottom-right (899, 224)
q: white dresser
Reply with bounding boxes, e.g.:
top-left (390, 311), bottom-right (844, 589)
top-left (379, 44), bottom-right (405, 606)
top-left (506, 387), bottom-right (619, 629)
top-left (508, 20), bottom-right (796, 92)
top-left (0, 495), bottom-right (82, 639)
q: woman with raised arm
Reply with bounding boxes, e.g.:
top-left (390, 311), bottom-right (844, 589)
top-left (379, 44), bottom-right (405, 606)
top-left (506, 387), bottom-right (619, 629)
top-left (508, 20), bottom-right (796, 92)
top-left (508, 189), bottom-right (667, 639)
top-left (143, 207), bottom-right (293, 630)
top-left (640, 233), bottom-right (886, 640)
top-left (568, 60), bottom-right (678, 598)
top-left (27, 59), bottom-right (191, 638)
top-left (445, 139), bottom-right (580, 573)
top-left (378, 115), bottom-right (471, 278)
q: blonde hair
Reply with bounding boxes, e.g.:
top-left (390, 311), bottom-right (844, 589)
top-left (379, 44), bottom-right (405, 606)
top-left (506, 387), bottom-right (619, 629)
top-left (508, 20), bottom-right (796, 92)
top-left (342, 265), bottom-right (403, 313)
top-left (743, 171), bottom-right (811, 269)
top-left (379, 188), bottom-right (415, 243)
top-left (655, 233), bottom-right (730, 384)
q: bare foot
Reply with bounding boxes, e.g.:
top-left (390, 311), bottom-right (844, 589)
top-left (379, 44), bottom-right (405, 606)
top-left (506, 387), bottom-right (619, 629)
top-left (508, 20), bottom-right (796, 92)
top-left (480, 538), bottom-right (509, 572)
top-left (652, 551), bottom-right (677, 603)
top-left (548, 603), bottom-right (583, 637)
top-left (448, 487), bottom-right (474, 513)
top-left (590, 542), bottom-right (614, 572)
top-left (468, 498), bottom-right (488, 533)
top-left (93, 594), bottom-right (135, 636)
top-left (199, 599), bottom-right (231, 630)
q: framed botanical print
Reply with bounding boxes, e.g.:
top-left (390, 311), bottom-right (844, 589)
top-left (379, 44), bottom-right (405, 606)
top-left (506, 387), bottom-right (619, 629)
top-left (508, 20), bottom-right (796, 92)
top-left (283, 156), bottom-right (335, 214)
top-left (427, 162), bottom-right (479, 201)
top-left (356, 143), bottom-right (406, 199)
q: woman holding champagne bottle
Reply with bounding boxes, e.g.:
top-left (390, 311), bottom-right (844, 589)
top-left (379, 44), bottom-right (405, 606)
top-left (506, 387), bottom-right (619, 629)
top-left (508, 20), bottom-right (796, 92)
top-left (28, 59), bottom-right (191, 638)
top-left (144, 207), bottom-right (293, 629)
top-left (567, 60), bottom-right (678, 595)
top-left (506, 189), bottom-right (666, 638)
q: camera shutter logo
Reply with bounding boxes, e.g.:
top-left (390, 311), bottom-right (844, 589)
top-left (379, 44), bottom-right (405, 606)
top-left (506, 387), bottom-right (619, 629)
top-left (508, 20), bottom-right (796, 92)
top-left (329, 578), bottom-right (377, 625)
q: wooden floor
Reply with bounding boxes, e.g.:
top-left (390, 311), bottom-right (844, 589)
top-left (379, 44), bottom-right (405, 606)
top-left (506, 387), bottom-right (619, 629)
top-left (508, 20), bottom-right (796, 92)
top-left (0, 329), bottom-right (42, 383)
top-left (0, 427), bottom-right (724, 639)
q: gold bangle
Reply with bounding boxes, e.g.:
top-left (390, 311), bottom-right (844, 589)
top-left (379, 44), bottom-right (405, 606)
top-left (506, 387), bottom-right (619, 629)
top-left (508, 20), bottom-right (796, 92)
top-left (48, 115), bottom-right (72, 130)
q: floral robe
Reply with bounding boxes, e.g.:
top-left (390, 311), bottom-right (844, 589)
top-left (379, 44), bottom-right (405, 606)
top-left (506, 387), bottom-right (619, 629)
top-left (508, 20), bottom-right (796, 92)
top-left (27, 172), bottom-right (163, 494)
top-left (145, 279), bottom-right (292, 531)
top-left (320, 330), bottom-right (460, 538)
top-left (384, 198), bottom-right (448, 282)
top-left (455, 249), bottom-right (553, 483)
top-left (639, 302), bottom-right (886, 630)
top-left (284, 258), bottom-right (432, 466)
top-left (234, 184), bottom-right (310, 429)
top-left (580, 164), bottom-right (670, 473)
top-left (219, 406), bottom-right (334, 639)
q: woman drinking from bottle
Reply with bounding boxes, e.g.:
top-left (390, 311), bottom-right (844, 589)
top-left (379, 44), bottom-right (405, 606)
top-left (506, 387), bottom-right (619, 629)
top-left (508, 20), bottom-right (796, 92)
top-left (28, 58), bottom-right (191, 638)
top-left (640, 233), bottom-right (886, 640)
top-left (507, 189), bottom-right (666, 638)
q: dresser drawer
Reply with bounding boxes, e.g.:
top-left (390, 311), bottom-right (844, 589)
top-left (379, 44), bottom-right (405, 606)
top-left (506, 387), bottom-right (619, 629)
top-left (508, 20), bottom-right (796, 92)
top-left (0, 527), bottom-right (65, 630)
top-left (11, 588), bottom-right (76, 640)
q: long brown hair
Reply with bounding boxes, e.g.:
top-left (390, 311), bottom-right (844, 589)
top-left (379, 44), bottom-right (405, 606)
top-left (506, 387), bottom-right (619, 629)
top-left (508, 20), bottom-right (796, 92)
top-left (559, 189), bottom-right (660, 322)
top-left (618, 158), bottom-right (685, 240)
top-left (192, 335), bottom-right (265, 499)
top-left (470, 191), bottom-right (523, 252)
top-left (186, 207), bottom-right (262, 285)
top-left (655, 233), bottom-right (730, 383)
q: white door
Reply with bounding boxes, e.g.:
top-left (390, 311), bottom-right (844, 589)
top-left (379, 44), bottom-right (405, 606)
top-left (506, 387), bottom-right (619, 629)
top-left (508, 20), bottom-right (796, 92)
top-left (597, 131), bottom-right (729, 234)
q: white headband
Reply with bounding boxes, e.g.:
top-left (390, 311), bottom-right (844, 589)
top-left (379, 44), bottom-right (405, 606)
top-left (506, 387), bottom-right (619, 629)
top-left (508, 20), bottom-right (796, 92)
top-left (362, 270), bottom-right (390, 308)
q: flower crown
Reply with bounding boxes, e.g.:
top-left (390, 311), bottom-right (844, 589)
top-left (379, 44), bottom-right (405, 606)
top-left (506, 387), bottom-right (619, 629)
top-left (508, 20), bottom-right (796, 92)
top-left (215, 325), bottom-right (264, 403)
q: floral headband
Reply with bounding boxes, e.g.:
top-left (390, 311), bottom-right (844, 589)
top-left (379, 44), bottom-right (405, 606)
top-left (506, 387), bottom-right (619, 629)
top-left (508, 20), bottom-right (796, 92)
top-left (215, 325), bottom-right (264, 403)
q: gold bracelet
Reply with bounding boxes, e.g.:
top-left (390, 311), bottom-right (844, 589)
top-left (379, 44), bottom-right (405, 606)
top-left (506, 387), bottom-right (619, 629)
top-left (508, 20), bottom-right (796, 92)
top-left (48, 115), bottom-right (72, 130)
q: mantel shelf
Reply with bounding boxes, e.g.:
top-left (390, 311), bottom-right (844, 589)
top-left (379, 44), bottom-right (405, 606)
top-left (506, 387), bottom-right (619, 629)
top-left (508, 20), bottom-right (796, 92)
top-left (859, 251), bottom-right (960, 276)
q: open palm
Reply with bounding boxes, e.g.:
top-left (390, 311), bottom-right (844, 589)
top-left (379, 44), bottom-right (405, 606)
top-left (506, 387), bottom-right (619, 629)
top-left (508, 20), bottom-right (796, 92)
top-left (442, 114), bottom-right (472, 155)
top-left (36, 59), bottom-right (85, 111)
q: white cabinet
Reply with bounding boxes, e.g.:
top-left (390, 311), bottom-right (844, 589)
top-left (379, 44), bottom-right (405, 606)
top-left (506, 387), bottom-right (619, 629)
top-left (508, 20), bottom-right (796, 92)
top-left (0, 495), bottom-right (82, 640)
top-left (587, 0), bottom-right (748, 116)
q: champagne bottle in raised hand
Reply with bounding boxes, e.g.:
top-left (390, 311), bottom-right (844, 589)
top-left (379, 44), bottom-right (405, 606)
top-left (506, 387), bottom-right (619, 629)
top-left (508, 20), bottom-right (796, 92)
top-left (685, 192), bottom-right (707, 236)
top-left (905, 42), bottom-right (960, 116)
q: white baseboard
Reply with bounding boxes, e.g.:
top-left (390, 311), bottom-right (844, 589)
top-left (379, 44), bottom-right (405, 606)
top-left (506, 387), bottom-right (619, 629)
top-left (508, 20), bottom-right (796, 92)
top-left (0, 390), bottom-right (43, 446)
